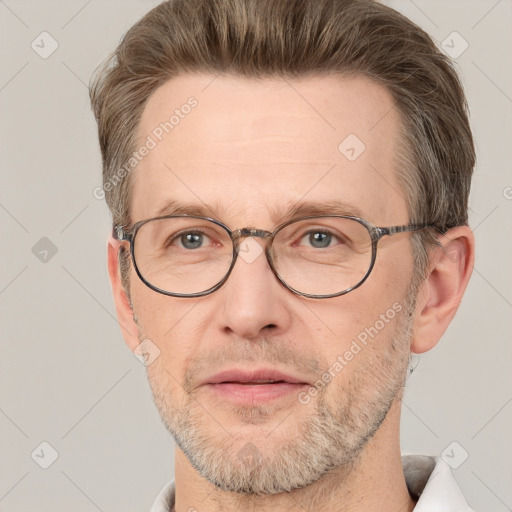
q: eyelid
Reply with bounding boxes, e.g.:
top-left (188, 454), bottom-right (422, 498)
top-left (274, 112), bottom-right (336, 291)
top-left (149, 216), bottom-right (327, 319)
top-left (286, 219), bottom-right (342, 235)
top-left (286, 225), bottom-right (344, 248)
top-left (169, 227), bottom-right (229, 250)
top-left (170, 227), bottom-right (208, 242)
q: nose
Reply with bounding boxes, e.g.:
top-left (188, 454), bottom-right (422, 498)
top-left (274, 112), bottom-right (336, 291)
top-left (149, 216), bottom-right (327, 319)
top-left (216, 237), bottom-right (293, 339)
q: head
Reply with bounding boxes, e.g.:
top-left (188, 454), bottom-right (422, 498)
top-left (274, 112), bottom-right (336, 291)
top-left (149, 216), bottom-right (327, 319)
top-left (90, 0), bottom-right (475, 496)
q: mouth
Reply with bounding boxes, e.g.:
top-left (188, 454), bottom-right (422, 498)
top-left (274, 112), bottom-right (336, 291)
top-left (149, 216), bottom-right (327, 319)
top-left (221, 380), bottom-right (288, 384)
top-left (200, 369), bottom-right (310, 403)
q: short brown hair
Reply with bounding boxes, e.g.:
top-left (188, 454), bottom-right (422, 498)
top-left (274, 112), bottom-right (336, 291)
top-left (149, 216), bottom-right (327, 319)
top-left (90, 0), bottom-right (475, 290)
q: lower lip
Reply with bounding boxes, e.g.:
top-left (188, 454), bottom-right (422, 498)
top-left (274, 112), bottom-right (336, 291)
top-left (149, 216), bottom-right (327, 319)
top-left (204, 382), bottom-right (307, 403)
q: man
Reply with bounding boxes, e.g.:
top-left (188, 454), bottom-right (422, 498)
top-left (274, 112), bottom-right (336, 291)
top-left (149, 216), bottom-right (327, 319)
top-left (89, 0), bottom-right (476, 510)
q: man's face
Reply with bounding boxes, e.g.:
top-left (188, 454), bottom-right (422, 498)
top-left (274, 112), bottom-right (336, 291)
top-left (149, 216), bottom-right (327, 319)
top-left (127, 73), bottom-right (416, 493)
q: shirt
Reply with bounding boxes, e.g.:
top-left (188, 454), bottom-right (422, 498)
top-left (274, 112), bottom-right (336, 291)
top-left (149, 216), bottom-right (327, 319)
top-left (150, 455), bottom-right (475, 512)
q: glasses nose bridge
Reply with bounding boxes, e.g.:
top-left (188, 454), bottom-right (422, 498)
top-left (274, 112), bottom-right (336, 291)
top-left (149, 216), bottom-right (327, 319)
top-left (233, 227), bottom-right (273, 244)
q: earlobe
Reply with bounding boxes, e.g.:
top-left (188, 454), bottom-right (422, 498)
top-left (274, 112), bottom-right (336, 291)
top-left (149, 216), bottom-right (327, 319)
top-left (410, 226), bottom-right (475, 354)
top-left (107, 237), bottom-right (140, 351)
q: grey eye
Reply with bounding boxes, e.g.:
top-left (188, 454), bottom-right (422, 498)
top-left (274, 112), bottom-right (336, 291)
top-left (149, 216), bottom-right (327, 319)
top-left (308, 231), bottom-right (332, 248)
top-left (180, 232), bottom-right (204, 249)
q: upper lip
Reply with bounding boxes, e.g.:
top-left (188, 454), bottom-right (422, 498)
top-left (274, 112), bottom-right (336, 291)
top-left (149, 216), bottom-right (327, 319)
top-left (201, 368), bottom-right (309, 386)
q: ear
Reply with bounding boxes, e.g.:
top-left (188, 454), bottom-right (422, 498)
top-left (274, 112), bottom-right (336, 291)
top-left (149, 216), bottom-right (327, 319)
top-left (107, 237), bottom-right (140, 352)
top-left (411, 226), bottom-right (475, 354)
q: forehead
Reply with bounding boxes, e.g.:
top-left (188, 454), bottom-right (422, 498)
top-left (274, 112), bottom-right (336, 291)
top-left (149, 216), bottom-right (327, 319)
top-left (131, 73), bottom-right (408, 227)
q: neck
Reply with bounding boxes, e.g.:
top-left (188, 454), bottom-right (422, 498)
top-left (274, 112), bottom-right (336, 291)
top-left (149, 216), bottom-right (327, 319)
top-left (173, 400), bottom-right (415, 512)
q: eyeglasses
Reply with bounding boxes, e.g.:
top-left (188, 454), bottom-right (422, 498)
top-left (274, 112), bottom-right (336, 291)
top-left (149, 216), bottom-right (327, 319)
top-left (114, 215), bottom-right (434, 299)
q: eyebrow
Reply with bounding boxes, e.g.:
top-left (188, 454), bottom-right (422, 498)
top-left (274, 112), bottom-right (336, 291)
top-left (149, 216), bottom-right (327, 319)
top-left (152, 199), bottom-right (367, 225)
top-left (154, 199), bottom-right (217, 218)
top-left (274, 200), bottom-right (366, 223)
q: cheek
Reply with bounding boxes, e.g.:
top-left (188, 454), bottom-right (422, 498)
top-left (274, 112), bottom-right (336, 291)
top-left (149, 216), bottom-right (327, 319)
top-left (131, 280), bottom-right (202, 378)
top-left (320, 298), bottom-right (403, 356)
top-left (305, 286), bottom-right (401, 345)
top-left (375, 239), bottom-right (415, 290)
top-left (357, 247), bottom-right (414, 320)
top-left (317, 303), bottom-right (408, 410)
top-left (302, 261), bottom-right (411, 373)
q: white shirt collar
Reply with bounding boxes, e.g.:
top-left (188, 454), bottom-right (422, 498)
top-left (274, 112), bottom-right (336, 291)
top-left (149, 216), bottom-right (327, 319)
top-left (151, 455), bottom-right (474, 512)
top-left (406, 456), bottom-right (475, 511)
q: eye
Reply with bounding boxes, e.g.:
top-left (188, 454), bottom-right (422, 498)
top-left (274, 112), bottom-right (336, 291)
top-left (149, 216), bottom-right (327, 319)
top-left (174, 231), bottom-right (210, 250)
top-left (300, 230), bottom-right (340, 248)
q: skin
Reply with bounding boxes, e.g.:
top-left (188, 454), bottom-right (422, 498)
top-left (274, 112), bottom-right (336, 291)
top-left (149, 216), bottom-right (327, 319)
top-left (107, 73), bottom-right (474, 512)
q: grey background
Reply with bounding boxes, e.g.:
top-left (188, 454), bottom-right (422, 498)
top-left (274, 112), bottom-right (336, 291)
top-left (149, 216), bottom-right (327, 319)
top-left (0, 0), bottom-right (511, 510)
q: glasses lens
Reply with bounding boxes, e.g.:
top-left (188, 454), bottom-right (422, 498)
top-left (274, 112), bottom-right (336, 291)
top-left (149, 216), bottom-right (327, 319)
top-left (271, 217), bottom-right (373, 296)
top-left (133, 217), bottom-right (233, 295)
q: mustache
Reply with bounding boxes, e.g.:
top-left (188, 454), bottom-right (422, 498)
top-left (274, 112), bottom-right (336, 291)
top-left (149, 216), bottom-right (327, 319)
top-left (182, 337), bottom-right (323, 392)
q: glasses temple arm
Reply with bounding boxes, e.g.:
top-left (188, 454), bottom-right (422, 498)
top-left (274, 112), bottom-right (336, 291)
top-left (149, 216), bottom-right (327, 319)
top-left (377, 224), bottom-right (436, 237)
top-left (112, 226), bottom-right (132, 241)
